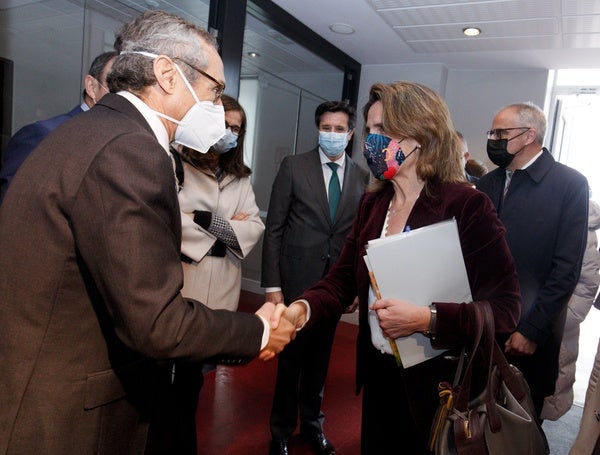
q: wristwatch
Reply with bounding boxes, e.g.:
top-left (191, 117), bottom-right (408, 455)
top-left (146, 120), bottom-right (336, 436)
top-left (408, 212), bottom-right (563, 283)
top-left (424, 304), bottom-right (437, 339)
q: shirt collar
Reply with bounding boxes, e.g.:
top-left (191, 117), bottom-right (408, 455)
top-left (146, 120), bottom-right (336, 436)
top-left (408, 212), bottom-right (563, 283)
top-left (519, 147), bottom-right (544, 170)
top-left (117, 91), bottom-right (171, 154)
top-left (318, 147), bottom-right (346, 169)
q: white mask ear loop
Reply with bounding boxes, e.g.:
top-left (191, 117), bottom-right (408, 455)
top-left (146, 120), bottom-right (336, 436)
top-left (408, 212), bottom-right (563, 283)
top-left (122, 50), bottom-right (204, 105)
top-left (121, 51), bottom-right (196, 126)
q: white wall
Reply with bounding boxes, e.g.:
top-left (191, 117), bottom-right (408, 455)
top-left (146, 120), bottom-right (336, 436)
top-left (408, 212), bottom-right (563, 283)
top-left (445, 69), bottom-right (549, 169)
top-left (350, 63), bottom-right (549, 172)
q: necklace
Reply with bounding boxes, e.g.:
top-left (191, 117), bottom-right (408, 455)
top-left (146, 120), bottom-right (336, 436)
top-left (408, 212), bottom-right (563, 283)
top-left (388, 193), bottom-right (419, 215)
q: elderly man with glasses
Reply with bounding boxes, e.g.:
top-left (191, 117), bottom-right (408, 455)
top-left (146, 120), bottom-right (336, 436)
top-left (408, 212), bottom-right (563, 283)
top-left (476, 101), bottom-right (589, 420)
top-left (0, 10), bottom-right (296, 454)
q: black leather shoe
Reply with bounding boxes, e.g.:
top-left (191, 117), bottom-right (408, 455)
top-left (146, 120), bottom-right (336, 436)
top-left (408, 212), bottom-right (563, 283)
top-left (269, 439), bottom-right (289, 455)
top-left (302, 432), bottom-right (336, 455)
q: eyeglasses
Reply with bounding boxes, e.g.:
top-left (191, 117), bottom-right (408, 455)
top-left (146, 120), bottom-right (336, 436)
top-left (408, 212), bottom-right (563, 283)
top-left (175, 58), bottom-right (225, 103)
top-left (486, 127), bottom-right (530, 140)
top-left (226, 122), bottom-right (242, 135)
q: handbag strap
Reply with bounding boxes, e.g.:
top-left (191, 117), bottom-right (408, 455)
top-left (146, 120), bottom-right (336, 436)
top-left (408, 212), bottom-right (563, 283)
top-left (451, 302), bottom-right (496, 455)
top-left (453, 302), bottom-right (494, 411)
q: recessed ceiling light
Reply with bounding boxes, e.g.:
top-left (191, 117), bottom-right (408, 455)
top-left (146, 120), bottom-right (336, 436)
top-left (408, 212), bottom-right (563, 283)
top-left (247, 52), bottom-right (261, 58)
top-left (329, 23), bottom-right (355, 35)
top-left (463, 27), bottom-right (481, 37)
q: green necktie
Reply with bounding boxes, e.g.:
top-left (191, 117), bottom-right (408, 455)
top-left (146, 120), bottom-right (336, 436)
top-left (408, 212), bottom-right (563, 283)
top-left (327, 162), bottom-right (341, 221)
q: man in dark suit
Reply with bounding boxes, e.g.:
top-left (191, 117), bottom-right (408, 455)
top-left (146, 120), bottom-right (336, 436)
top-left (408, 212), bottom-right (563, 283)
top-left (262, 101), bottom-right (370, 455)
top-left (0, 11), bottom-right (294, 454)
top-left (0, 50), bottom-right (117, 203)
top-left (476, 101), bottom-right (588, 418)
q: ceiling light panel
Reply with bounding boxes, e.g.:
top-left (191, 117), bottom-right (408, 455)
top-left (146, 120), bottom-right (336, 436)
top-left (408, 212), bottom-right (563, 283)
top-left (372, 1), bottom-right (560, 28)
top-left (562, 14), bottom-right (600, 34)
top-left (396, 17), bottom-right (558, 41)
top-left (562, 0), bottom-right (600, 15)
top-left (409, 34), bottom-right (561, 53)
top-left (563, 33), bottom-right (600, 48)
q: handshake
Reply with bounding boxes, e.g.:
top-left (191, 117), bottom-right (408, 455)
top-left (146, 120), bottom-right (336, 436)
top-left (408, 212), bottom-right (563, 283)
top-left (254, 295), bottom-right (307, 361)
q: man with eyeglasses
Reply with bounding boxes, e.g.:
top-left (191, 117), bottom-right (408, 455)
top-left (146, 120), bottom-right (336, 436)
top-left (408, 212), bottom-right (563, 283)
top-left (476, 102), bottom-right (588, 420)
top-left (0, 51), bottom-right (117, 203)
top-left (0, 10), bottom-right (296, 454)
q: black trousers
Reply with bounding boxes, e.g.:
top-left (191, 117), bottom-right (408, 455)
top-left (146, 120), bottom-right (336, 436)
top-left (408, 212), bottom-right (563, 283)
top-left (360, 347), bottom-right (460, 455)
top-left (269, 315), bottom-right (340, 440)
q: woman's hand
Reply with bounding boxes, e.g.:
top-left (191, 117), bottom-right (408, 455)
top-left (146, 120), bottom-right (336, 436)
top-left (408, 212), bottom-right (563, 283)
top-left (231, 212), bottom-right (249, 221)
top-left (371, 299), bottom-right (430, 339)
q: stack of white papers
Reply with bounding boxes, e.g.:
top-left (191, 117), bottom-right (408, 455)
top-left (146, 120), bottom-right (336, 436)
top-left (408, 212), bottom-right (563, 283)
top-left (364, 218), bottom-right (472, 368)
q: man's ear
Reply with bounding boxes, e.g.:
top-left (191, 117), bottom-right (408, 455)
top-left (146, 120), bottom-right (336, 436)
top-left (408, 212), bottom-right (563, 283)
top-left (347, 128), bottom-right (354, 140)
top-left (83, 75), bottom-right (97, 103)
top-left (153, 56), bottom-right (178, 94)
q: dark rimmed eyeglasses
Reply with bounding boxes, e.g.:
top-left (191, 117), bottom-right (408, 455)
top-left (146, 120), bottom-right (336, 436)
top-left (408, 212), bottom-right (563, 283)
top-left (486, 127), bottom-right (530, 140)
top-left (175, 58), bottom-right (225, 103)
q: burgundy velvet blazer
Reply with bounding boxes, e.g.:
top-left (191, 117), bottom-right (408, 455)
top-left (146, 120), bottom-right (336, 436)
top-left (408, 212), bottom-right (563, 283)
top-left (300, 180), bottom-right (521, 389)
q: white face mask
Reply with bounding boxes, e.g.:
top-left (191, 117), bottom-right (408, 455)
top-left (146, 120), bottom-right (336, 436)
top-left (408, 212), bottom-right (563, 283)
top-left (319, 131), bottom-right (349, 157)
top-left (126, 51), bottom-right (226, 153)
top-left (212, 128), bottom-right (238, 154)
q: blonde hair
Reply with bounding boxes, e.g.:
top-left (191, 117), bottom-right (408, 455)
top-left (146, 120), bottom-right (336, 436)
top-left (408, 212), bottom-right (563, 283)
top-left (363, 81), bottom-right (466, 194)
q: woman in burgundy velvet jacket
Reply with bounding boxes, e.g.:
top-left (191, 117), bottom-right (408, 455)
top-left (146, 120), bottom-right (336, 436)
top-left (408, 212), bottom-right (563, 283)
top-left (278, 81), bottom-right (522, 454)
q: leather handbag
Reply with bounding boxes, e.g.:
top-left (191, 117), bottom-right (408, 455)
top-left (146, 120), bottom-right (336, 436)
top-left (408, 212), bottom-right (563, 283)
top-left (428, 302), bottom-right (549, 455)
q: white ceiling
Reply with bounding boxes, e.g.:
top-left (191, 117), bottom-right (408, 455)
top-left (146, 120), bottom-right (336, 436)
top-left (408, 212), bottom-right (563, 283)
top-left (271, 0), bottom-right (600, 70)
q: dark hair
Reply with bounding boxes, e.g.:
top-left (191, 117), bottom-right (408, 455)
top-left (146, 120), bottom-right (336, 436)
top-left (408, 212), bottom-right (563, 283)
top-left (465, 159), bottom-right (488, 178)
top-left (314, 100), bottom-right (356, 130)
top-left (81, 51), bottom-right (117, 99)
top-left (108, 10), bottom-right (217, 92)
top-left (180, 94), bottom-right (251, 178)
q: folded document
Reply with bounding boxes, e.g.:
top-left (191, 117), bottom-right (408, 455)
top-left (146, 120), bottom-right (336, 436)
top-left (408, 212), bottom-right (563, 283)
top-left (365, 218), bottom-right (472, 368)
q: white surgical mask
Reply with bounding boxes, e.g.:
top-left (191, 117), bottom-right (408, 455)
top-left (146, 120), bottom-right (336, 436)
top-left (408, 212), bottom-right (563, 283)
top-left (212, 128), bottom-right (238, 154)
top-left (319, 131), bottom-right (349, 157)
top-left (126, 51), bottom-right (226, 153)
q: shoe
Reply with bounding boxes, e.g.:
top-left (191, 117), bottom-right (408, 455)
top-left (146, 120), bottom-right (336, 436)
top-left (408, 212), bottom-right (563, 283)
top-left (301, 432), bottom-right (336, 455)
top-left (269, 439), bottom-right (289, 455)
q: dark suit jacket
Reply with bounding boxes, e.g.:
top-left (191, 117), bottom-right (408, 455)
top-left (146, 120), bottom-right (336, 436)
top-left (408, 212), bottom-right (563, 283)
top-left (0, 105), bottom-right (83, 203)
top-left (300, 181), bottom-right (521, 394)
top-left (0, 94), bottom-right (264, 454)
top-left (261, 147), bottom-right (370, 301)
top-left (476, 148), bottom-right (588, 397)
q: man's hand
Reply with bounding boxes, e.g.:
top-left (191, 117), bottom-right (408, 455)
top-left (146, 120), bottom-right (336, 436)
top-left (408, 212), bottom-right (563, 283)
top-left (371, 298), bottom-right (429, 339)
top-left (265, 291), bottom-right (284, 304)
top-left (505, 331), bottom-right (537, 356)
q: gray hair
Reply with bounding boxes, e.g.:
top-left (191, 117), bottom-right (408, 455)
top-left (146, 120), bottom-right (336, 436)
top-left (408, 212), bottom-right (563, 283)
top-left (108, 10), bottom-right (217, 92)
top-left (503, 102), bottom-right (547, 145)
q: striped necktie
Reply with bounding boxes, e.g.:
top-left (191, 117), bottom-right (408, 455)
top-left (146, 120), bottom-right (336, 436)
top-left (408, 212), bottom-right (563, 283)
top-left (503, 170), bottom-right (513, 200)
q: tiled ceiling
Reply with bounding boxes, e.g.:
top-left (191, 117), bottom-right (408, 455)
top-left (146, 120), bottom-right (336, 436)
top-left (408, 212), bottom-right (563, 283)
top-left (272, 0), bottom-right (600, 69)
top-left (2, 0), bottom-right (599, 86)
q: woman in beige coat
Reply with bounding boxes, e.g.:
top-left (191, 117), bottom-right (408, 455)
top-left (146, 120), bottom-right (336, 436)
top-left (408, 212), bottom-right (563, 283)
top-left (176, 95), bottom-right (264, 311)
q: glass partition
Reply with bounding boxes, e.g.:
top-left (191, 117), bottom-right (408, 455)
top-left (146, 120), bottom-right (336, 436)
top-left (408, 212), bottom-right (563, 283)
top-left (0, 0), bottom-right (210, 155)
top-left (238, 6), bottom-right (345, 287)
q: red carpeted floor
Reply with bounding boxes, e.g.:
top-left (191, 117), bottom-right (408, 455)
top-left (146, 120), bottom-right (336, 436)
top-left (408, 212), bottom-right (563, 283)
top-left (195, 291), bottom-right (362, 455)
